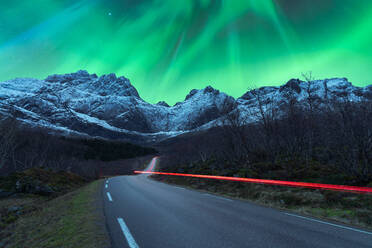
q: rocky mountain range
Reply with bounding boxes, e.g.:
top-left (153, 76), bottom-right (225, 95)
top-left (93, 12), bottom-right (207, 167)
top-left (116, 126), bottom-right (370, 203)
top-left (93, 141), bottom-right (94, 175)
top-left (0, 70), bottom-right (371, 144)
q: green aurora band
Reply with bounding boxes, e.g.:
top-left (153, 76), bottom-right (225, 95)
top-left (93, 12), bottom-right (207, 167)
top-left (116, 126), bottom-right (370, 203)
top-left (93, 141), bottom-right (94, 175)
top-left (1, 0), bottom-right (372, 104)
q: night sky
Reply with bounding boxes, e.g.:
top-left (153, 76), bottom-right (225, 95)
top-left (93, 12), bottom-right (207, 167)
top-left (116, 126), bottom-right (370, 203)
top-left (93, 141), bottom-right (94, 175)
top-left (1, 0), bottom-right (371, 104)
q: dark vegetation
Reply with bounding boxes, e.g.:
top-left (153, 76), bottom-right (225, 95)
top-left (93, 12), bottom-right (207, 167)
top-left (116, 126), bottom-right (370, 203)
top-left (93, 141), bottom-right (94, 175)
top-left (0, 118), bottom-right (157, 179)
top-left (0, 168), bottom-right (86, 196)
top-left (0, 158), bottom-right (152, 246)
top-left (79, 138), bottom-right (155, 161)
top-left (158, 75), bottom-right (372, 187)
top-left (154, 75), bottom-right (372, 229)
top-left (0, 116), bottom-right (156, 243)
top-left (99, 155), bottom-right (154, 176)
top-left (0, 168), bottom-right (87, 231)
top-left (0, 113), bottom-right (155, 246)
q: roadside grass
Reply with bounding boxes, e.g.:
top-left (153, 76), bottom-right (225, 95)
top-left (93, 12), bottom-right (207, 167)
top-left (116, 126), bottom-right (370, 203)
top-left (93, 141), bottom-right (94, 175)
top-left (0, 180), bottom-right (110, 248)
top-left (0, 196), bottom-right (43, 230)
top-left (0, 168), bottom-right (87, 195)
top-left (152, 175), bottom-right (372, 230)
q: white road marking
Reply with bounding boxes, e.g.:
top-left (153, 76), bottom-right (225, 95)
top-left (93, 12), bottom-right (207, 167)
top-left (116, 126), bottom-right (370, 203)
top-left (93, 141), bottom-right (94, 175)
top-left (284, 213), bottom-right (372, 235)
top-left (203, 193), bottom-right (233, 202)
top-left (107, 192), bottom-right (113, 202)
top-left (117, 218), bottom-right (140, 248)
top-left (105, 184), bottom-right (108, 189)
top-left (174, 186), bottom-right (185, 190)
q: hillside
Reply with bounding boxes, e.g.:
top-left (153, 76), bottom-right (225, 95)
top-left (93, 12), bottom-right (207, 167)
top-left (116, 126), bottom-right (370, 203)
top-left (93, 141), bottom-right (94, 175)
top-left (1, 70), bottom-right (370, 144)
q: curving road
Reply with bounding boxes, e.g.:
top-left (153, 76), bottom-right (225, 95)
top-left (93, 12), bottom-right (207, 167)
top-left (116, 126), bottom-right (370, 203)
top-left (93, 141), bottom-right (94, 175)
top-left (103, 158), bottom-right (372, 248)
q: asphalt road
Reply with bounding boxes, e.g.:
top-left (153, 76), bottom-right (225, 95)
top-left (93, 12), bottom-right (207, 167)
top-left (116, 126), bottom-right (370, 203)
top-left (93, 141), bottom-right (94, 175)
top-left (103, 159), bottom-right (372, 248)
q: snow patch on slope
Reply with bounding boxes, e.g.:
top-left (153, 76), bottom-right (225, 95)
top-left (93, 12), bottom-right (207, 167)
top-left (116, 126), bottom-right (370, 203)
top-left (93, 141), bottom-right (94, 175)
top-left (1, 71), bottom-right (370, 143)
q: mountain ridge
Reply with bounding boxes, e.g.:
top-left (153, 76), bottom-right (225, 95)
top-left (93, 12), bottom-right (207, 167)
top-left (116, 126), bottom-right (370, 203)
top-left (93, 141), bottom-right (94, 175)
top-left (1, 70), bottom-right (371, 144)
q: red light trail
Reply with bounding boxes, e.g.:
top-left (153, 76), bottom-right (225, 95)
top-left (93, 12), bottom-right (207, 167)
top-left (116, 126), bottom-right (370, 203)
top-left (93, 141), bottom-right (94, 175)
top-left (134, 170), bottom-right (372, 194)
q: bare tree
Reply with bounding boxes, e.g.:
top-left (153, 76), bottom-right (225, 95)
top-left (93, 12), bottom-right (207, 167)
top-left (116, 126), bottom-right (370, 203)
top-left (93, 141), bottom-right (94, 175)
top-left (326, 97), bottom-right (372, 182)
top-left (219, 97), bottom-right (253, 165)
top-left (0, 117), bottom-right (18, 169)
top-left (248, 87), bottom-right (280, 164)
top-left (301, 72), bottom-right (321, 165)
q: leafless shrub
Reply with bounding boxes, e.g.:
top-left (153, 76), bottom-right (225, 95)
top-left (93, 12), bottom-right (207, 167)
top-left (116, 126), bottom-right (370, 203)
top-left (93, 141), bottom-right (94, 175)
top-left (165, 77), bottom-right (372, 184)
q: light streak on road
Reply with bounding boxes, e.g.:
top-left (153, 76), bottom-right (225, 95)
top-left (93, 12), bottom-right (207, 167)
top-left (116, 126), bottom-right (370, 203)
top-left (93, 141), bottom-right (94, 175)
top-left (134, 170), bottom-right (372, 194)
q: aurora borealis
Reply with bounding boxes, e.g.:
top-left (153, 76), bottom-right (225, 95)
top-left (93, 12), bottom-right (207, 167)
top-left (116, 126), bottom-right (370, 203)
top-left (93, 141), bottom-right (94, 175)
top-left (1, 1), bottom-right (372, 104)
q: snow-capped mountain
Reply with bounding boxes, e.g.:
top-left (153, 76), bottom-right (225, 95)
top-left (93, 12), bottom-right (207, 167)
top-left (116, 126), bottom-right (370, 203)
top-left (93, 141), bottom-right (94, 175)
top-left (236, 78), bottom-right (372, 121)
top-left (0, 70), bottom-right (371, 143)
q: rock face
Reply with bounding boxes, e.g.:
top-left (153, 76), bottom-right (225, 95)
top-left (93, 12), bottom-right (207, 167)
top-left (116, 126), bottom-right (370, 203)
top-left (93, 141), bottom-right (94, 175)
top-left (0, 71), bottom-right (370, 143)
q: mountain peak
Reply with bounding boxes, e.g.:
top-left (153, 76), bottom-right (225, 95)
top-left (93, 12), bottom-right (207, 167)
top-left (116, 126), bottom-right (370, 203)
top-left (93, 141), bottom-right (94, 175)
top-left (1, 71), bottom-right (370, 143)
top-left (91, 73), bottom-right (139, 98)
top-left (45, 70), bottom-right (97, 83)
top-left (45, 70), bottom-right (139, 98)
top-left (156, 101), bottom-right (170, 107)
top-left (203, 85), bottom-right (220, 94)
top-left (185, 89), bottom-right (198, 100)
top-left (185, 85), bottom-right (220, 101)
top-left (279, 78), bottom-right (303, 94)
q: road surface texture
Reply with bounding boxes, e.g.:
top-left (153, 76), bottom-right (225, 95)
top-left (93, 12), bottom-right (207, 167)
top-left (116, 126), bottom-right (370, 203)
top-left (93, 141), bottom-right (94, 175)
top-left (103, 159), bottom-right (372, 248)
